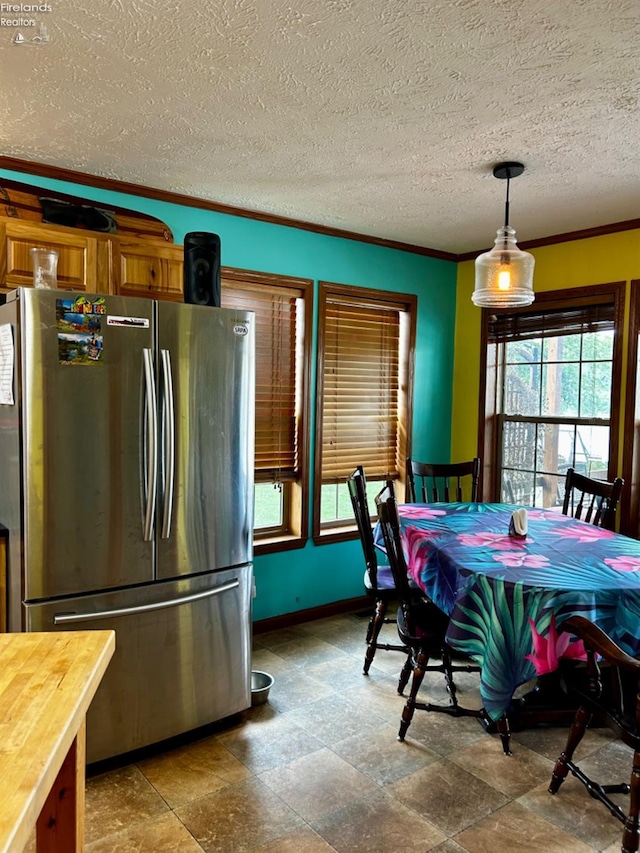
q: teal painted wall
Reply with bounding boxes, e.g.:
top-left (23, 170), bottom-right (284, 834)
top-left (1, 167), bottom-right (457, 620)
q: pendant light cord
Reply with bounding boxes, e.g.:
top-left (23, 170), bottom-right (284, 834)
top-left (504, 172), bottom-right (511, 228)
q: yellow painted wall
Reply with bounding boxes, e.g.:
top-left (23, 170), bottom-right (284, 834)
top-left (452, 229), bottom-right (640, 470)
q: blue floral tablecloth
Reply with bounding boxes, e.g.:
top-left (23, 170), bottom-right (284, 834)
top-left (375, 502), bottom-right (640, 721)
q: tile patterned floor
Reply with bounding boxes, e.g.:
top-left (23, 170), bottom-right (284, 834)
top-left (82, 611), bottom-right (632, 852)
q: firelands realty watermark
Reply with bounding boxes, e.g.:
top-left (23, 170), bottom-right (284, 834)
top-left (1, 3), bottom-right (52, 45)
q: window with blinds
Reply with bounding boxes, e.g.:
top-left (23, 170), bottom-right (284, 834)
top-left (479, 283), bottom-right (624, 508)
top-left (222, 269), bottom-right (312, 547)
top-left (314, 281), bottom-right (416, 535)
top-left (488, 301), bottom-right (616, 344)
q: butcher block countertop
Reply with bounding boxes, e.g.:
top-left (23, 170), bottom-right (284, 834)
top-left (0, 630), bottom-right (115, 853)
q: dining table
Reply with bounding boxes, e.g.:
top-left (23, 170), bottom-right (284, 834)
top-left (374, 501), bottom-right (640, 725)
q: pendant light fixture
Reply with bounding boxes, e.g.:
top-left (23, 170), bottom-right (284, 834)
top-left (472, 161), bottom-right (535, 308)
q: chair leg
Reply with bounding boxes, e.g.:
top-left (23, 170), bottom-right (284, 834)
top-left (549, 705), bottom-right (591, 794)
top-left (622, 748), bottom-right (640, 853)
top-left (397, 653), bottom-right (413, 695)
top-left (364, 603), bottom-right (377, 645)
top-left (363, 598), bottom-right (388, 674)
top-left (441, 646), bottom-right (459, 709)
top-left (497, 715), bottom-right (512, 756)
top-left (398, 647), bottom-right (428, 741)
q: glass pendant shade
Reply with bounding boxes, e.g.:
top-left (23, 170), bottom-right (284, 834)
top-left (472, 225), bottom-right (535, 308)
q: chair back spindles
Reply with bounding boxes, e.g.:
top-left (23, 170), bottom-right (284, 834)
top-left (561, 467), bottom-right (624, 531)
top-left (347, 465), bottom-right (378, 588)
top-left (406, 457), bottom-right (481, 504)
top-left (374, 481), bottom-right (412, 606)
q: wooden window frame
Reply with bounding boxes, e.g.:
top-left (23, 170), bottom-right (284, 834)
top-left (313, 281), bottom-right (416, 544)
top-left (621, 279), bottom-right (640, 538)
top-left (222, 267), bottom-right (312, 555)
top-left (478, 281), bottom-right (625, 504)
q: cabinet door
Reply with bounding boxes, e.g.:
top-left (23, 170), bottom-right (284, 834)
top-left (0, 219), bottom-right (110, 293)
top-left (115, 239), bottom-right (183, 301)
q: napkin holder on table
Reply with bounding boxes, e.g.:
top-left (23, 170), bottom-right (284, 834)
top-left (509, 508), bottom-right (528, 539)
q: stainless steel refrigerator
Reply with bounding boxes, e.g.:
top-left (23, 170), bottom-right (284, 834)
top-left (0, 288), bottom-right (254, 763)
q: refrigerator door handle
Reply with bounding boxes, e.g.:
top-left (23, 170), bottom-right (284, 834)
top-left (160, 348), bottom-right (175, 539)
top-left (142, 347), bottom-right (158, 541)
top-left (52, 579), bottom-right (241, 624)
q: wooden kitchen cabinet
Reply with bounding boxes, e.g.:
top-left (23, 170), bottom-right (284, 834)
top-left (114, 239), bottom-right (184, 301)
top-left (0, 216), bottom-right (185, 301)
top-left (0, 217), bottom-right (112, 294)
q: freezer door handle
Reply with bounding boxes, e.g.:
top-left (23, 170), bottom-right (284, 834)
top-left (160, 348), bottom-right (175, 539)
top-left (52, 579), bottom-right (241, 624)
top-left (142, 347), bottom-right (158, 541)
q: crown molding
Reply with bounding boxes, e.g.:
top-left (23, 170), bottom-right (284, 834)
top-left (0, 156), bottom-right (456, 261)
top-left (457, 218), bottom-right (640, 262)
top-left (2, 156), bottom-right (639, 262)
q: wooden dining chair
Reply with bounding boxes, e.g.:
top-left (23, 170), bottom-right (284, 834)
top-left (374, 483), bottom-right (512, 754)
top-left (406, 457), bottom-right (481, 503)
top-left (561, 467), bottom-right (624, 531)
top-left (348, 467), bottom-right (408, 674)
top-left (549, 615), bottom-right (640, 853)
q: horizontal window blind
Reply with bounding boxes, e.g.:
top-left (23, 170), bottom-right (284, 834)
top-left (223, 281), bottom-right (302, 483)
top-left (489, 301), bottom-right (615, 343)
top-left (321, 297), bottom-right (400, 483)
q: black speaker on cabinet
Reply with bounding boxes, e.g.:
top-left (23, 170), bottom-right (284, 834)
top-left (183, 232), bottom-right (221, 307)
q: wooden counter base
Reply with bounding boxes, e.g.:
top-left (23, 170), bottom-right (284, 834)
top-left (0, 631), bottom-right (115, 853)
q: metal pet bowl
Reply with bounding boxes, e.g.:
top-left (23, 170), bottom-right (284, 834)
top-left (251, 670), bottom-right (274, 706)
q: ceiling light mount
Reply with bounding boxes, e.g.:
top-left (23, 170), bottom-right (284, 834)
top-left (493, 161), bottom-right (524, 181)
top-left (472, 160), bottom-right (535, 309)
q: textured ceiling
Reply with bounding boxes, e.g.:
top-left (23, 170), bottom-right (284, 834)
top-left (0, 0), bottom-right (638, 253)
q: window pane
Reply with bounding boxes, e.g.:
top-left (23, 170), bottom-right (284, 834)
top-left (575, 425), bottom-right (610, 478)
top-left (502, 420), bottom-right (536, 470)
top-left (544, 334), bottom-right (581, 362)
top-left (547, 423), bottom-right (610, 479)
top-left (361, 479), bottom-right (384, 518)
top-left (501, 468), bottom-right (535, 505)
top-left (254, 483), bottom-right (283, 529)
top-left (555, 424), bottom-right (577, 474)
top-left (504, 362), bottom-right (540, 416)
top-left (541, 362), bottom-right (580, 416)
top-left (505, 338), bottom-right (542, 364)
top-left (582, 329), bottom-right (613, 361)
top-left (538, 421), bottom-right (562, 474)
top-left (535, 472), bottom-right (562, 509)
top-left (580, 362), bottom-right (612, 418)
top-left (321, 477), bottom-right (386, 525)
top-left (320, 482), bottom-right (353, 524)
